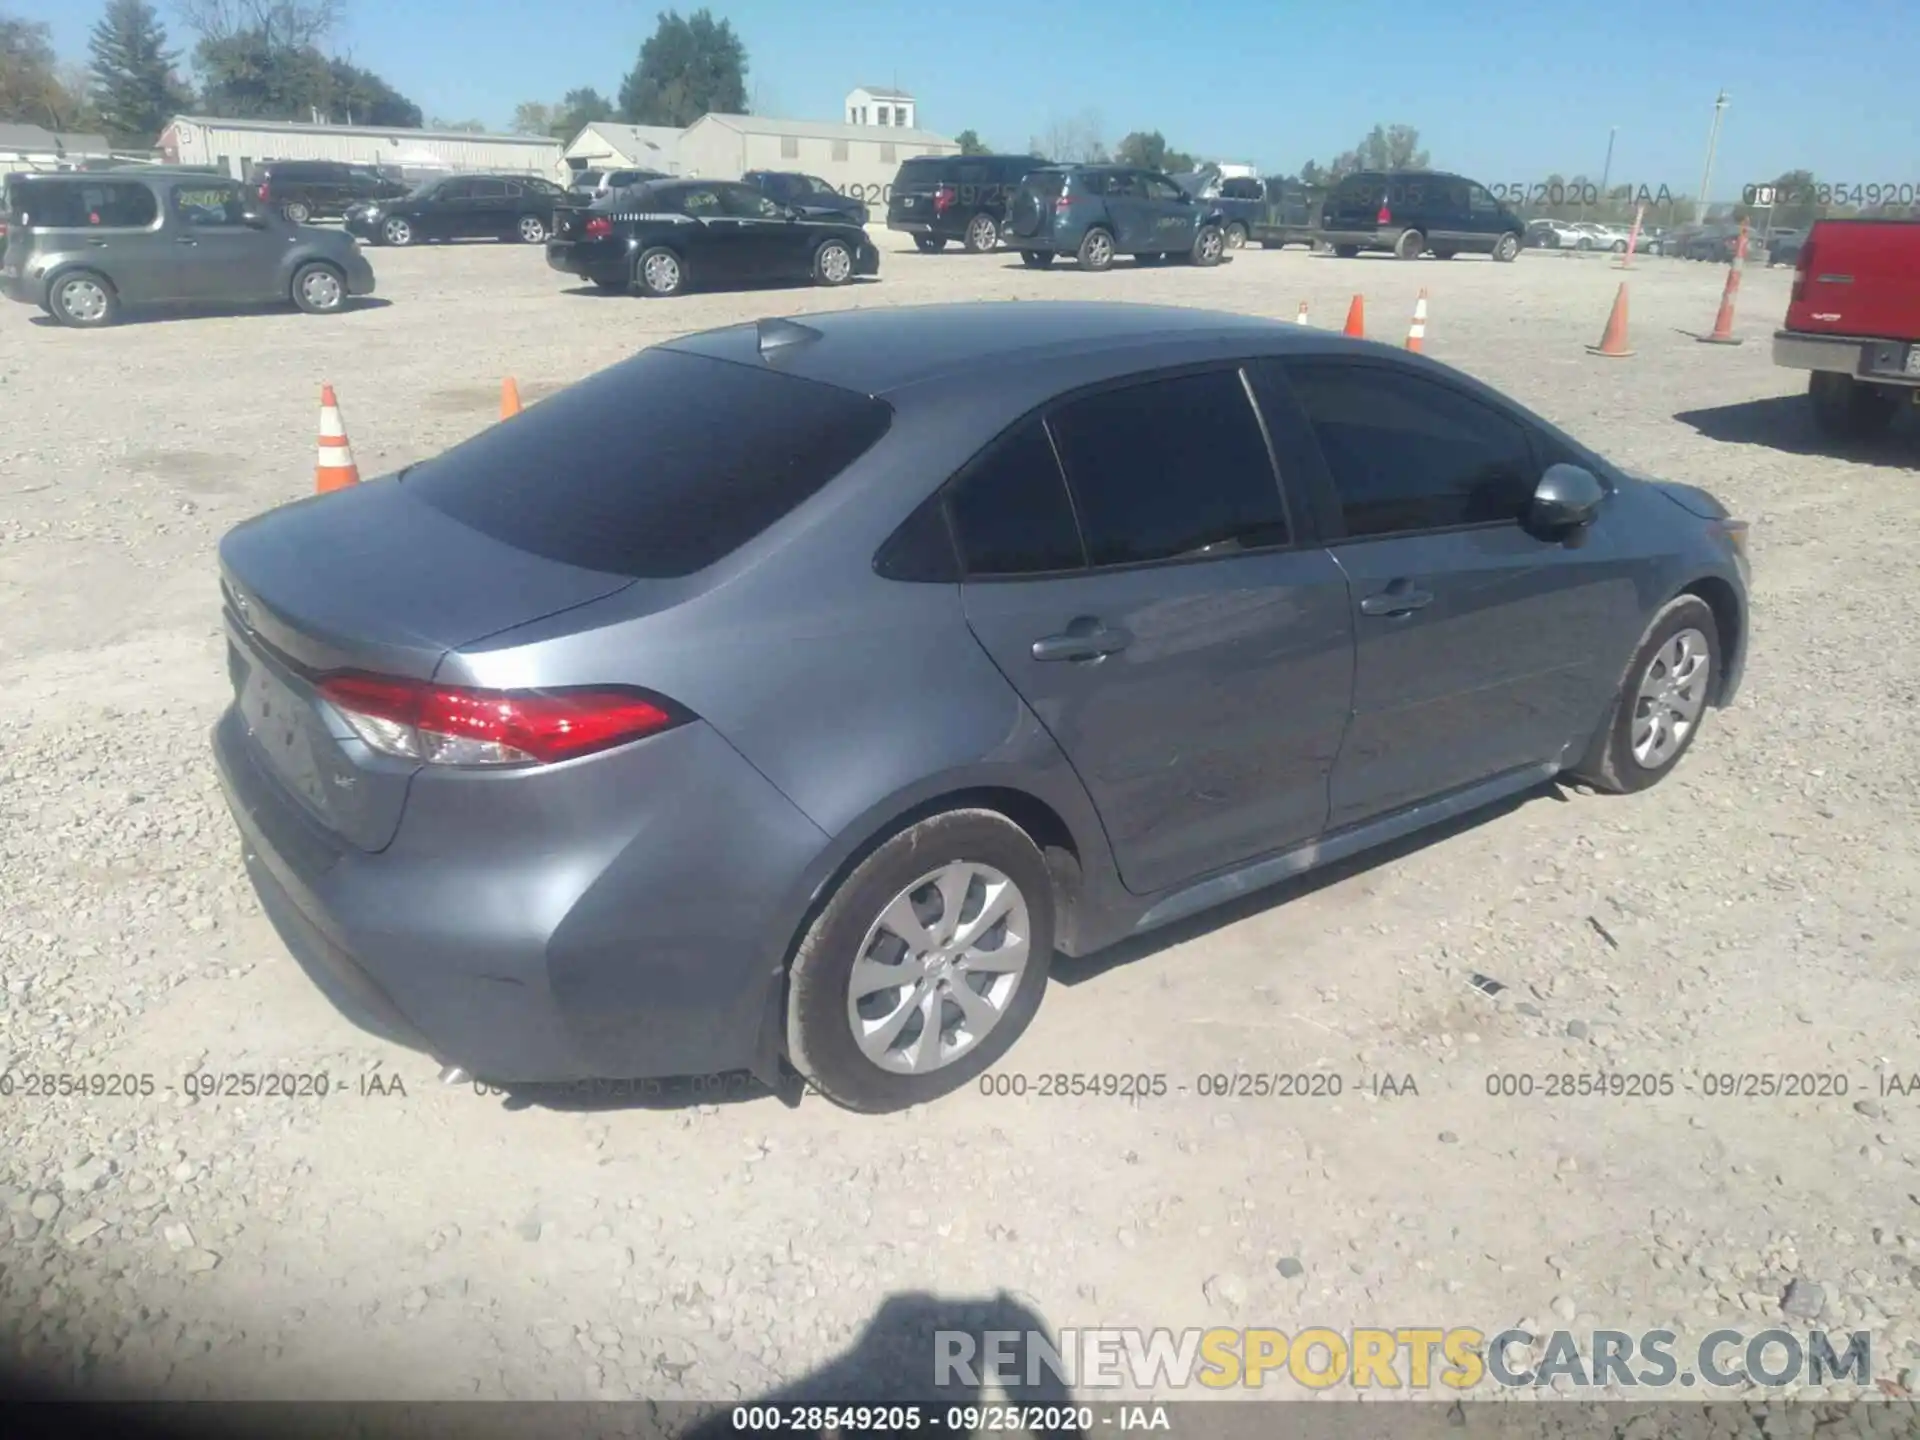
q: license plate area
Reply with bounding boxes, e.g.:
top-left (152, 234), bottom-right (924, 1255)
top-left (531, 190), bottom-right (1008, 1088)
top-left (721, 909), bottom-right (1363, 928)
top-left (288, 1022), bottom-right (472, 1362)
top-left (1906, 346), bottom-right (1920, 377)
top-left (230, 631), bottom-right (347, 825)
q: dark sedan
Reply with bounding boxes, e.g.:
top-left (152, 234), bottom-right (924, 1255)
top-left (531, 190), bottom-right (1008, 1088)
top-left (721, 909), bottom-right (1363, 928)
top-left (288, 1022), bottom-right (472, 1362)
top-left (344, 173), bottom-right (572, 247)
top-left (545, 178), bottom-right (879, 296)
top-left (742, 170), bottom-right (870, 225)
top-left (211, 301), bottom-right (1749, 1112)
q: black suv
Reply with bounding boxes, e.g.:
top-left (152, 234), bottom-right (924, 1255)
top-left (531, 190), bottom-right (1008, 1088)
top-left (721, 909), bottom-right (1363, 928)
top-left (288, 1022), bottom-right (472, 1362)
top-left (248, 160), bottom-right (409, 224)
top-left (887, 154), bottom-right (1044, 253)
top-left (1319, 170), bottom-right (1525, 261)
top-left (1002, 164), bottom-right (1226, 270)
top-left (742, 171), bottom-right (869, 225)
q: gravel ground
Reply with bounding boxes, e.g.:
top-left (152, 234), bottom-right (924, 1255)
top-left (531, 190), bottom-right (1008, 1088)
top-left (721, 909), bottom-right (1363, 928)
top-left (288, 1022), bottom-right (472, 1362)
top-left (1, 230), bottom-right (1917, 1416)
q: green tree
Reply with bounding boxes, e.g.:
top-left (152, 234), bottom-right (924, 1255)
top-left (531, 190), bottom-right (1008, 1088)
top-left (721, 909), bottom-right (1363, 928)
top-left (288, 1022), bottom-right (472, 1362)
top-left (1115, 129), bottom-right (1195, 173)
top-left (88, 0), bottom-right (193, 143)
top-left (511, 100), bottom-right (554, 135)
top-left (194, 28), bottom-right (418, 126)
top-left (954, 127), bottom-right (989, 156)
top-left (555, 85), bottom-right (612, 136)
top-left (617, 9), bottom-right (747, 127)
top-left (1354, 123), bottom-right (1427, 171)
top-left (1, 12), bottom-right (80, 124)
top-left (430, 117), bottom-right (486, 131)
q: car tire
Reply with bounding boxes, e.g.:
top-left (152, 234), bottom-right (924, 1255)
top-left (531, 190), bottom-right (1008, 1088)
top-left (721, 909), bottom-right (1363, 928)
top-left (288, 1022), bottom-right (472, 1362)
top-left (1492, 231), bottom-right (1521, 263)
top-left (963, 213), bottom-right (998, 253)
top-left (381, 217), bottom-right (414, 247)
top-left (1575, 236), bottom-right (1593, 251)
top-left (281, 201), bottom-right (310, 224)
top-left (1394, 228), bottom-right (1425, 260)
top-left (813, 237), bottom-right (856, 286)
top-left (1223, 221), bottom-right (1249, 249)
top-left (517, 215), bottom-right (548, 244)
top-left (1019, 250), bottom-right (1054, 268)
top-left (48, 270), bottom-right (119, 328)
top-left (1611, 239), bottom-right (1628, 253)
top-left (290, 262), bottom-right (347, 314)
top-left (1333, 243), bottom-right (1360, 258)
top-left (785, 808), bottom-right (1055, 1113)
top-left (1189, 225), bottom-right (1225, 266)
top-left (1567, 595), bottom-right (1720, 795)
top-left (634, 245), bottom-right (685, 297)
top-left (1808, 372), bottom-right (1899, 440)
top-left (1076, 227), bottom-right (1115, 271)
top-left (913, 236), bottom-right (947, 253)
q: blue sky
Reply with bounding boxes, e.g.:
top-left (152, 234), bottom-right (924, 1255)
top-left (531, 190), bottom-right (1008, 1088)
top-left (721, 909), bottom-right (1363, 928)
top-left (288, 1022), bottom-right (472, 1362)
top-left (22, 0), bottom-right (1919, 195)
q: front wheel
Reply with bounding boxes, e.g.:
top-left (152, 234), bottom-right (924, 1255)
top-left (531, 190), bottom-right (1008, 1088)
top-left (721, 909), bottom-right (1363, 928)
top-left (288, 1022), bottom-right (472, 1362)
top-left (785, 809), bottom-right (1055, 1112)
top-left (291, 262), bottom-right (347, 314)
top-left (813, 238), bottom-right (855, 286)
top-left (1189, 225), bottom-right (1225, 266)
top-left (381, 217), bottom-right (414, 247)
top-left (1076, 227), bottom-right (1115, 271)
top-left (1223, 221), bottom-right (1248, 249)
top-left (1809, 372), bottom-right (1899, 439)
top-left (517, 215), bottom-right (548, 244)
top-left (634, 246), bottom-right (685, 297)
top-left (1492, 231), bottom-right (1521, 262)
top-left (964, 213), bottom-right (999, 253)
top-left (1568, 596), bottom-right (1720, 794)
top-left (913, 235), bottom-right (946, 253)
top-left (1019, 250), bottom-right (1054, 268)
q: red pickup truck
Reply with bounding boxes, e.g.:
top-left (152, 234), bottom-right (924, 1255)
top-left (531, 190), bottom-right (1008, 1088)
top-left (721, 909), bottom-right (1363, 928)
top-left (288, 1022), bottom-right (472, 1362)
top-left (1771, 218), bottom-right (1920, 438)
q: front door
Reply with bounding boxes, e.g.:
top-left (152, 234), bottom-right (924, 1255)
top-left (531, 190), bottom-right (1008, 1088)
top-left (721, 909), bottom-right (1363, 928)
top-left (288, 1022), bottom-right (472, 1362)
top-left (463, 178), bottom-right (514, 237)
top-left (670, 183), bottom-right (750, 277)
top-left (415, 179), bottom-right (470, 239)
top-left (716, 182), bottom-right (802, 275)
top-left (1140, 172), bottom-right (1203, 251)
top-left (955, 367), bottom-right (1356, 897)
top-left (1264, 358), bottom-right (1640, 829)
top-left (1465, 182), bottom-right (1507, 251)
top-left (165, 180), bottom-right (284, 303)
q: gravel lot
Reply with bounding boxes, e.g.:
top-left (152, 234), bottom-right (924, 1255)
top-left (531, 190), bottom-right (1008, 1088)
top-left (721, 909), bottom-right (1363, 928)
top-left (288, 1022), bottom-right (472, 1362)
top-left (2, 228), bottom-right (1918, 1415)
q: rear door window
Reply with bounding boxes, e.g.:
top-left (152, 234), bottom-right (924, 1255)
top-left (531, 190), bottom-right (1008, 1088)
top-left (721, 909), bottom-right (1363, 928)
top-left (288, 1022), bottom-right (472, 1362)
top-left (11, 179), bottom-right (158, 229)
top-left (948, 420), bottom-right (1085, 576)
top-left (404, 349), bottom-right (893, 579)
top-left (1046, 369), bottom-right (1291, 566)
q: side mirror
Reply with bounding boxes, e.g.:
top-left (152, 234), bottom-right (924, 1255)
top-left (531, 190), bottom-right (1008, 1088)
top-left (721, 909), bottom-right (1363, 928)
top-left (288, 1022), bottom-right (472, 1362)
top-left (1529, 463), bottom-right (1606, 534)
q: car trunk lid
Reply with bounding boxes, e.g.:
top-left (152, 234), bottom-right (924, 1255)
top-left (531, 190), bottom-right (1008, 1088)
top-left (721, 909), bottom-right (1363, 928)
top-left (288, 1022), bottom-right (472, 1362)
top-left (1784, 219), bottom-right (1920, 340)
top-left (218, 479), bottom-right (636, 851)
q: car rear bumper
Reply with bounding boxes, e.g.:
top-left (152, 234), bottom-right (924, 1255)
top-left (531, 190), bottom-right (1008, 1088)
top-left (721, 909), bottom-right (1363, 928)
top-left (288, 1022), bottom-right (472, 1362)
top-left (545, 241), bottom-right (626, 286)
top-left (211, 703), bottom-right (831, 1083)
top-left (888, 219), bottom-right (935, 235)
top-left (0, 269), bottom-right (35, 306)
top-left (1772, 329), bottom-right (1920, 385)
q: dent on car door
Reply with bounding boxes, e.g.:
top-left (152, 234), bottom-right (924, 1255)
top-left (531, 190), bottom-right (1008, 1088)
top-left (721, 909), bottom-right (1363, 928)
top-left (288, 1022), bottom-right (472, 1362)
top-left (1261, 358), bottom-right (1641, 829)
top-left (1145, 174), bottom-right (1201, 247)
top-left (955, 367), bottom-right (1355, 897)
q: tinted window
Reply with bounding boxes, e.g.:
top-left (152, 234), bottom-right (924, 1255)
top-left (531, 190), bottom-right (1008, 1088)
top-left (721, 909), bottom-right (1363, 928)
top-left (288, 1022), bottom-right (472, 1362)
top-left (1048, 370), bottom-right (1290, 567)
top-left (470, 179), bottom-right (509, 199)
top-left (720, 183), bottom-right (780, 218)
top-left (406, 350), bottom-right (893, 579)
top-left (1284, 364), bottom-right (1537, 538)
top-left (171, 182), bottom-right (249, 226)
top-left (1220, 177), bottom-right (1263, 200)
top-left (12, 179), bottom-right (157, 228)
top-left (948, 420), bottom-right (1084, 577)
top-left (432, 180), bottom-right (472, 203)
top-left (673, 185), bottom-right (723, 215)
top-left (1142, 175), bottom-right (1186, 202)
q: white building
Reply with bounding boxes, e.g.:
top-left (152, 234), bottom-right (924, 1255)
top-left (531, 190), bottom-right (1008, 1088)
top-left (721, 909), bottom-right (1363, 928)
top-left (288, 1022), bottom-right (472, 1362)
top-left (561, 122), bottom-right (685, 179)
top-left (156, 115), bottom-right (562, 182)
top-left (676, 112), bottom-right (957, 198)
top-left (844, 87), bottom-right (916, 130)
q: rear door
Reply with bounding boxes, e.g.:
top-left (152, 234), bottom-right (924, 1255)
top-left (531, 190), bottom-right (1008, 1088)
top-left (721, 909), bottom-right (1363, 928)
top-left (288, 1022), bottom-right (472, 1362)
top-left (1324, 173), bottom-right (1384, 233)
top-left (465, 178), bottom-right (514, 237)
top-left (1005, 169), bottom-right (1066, 244)
top-left (1262, 358), bottom-right (1640, 828)
top-left (956, 366), bottom-right (1355, 895)
top-left (888, 156), bottom-right (948, 226)
top-left (1098, 171), bottom-right (1156, 251)
top-left (1421, 175), bottom-right (1472, 249)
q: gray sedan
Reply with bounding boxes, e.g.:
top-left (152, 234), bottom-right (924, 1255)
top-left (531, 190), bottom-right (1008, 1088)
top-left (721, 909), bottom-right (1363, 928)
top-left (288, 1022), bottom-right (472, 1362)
top-left (210, 302), bottom-right (1751, 1112)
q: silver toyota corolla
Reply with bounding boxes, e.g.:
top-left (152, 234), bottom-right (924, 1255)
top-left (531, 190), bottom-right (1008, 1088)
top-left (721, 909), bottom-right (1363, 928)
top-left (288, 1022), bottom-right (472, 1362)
top-left (211, 301), bottom-right (1750, 1112)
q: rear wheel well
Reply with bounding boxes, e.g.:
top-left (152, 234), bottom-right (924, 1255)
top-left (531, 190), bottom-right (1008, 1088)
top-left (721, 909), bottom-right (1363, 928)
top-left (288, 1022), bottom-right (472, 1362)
top-left (1681, 576), bottom-right (1742, 705)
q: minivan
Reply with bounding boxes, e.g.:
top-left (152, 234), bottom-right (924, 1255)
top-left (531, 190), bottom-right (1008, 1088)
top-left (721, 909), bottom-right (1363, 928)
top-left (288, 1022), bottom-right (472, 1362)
top-left (1320, 170), bottom-right (1525, 261)
top-left (887, 154), bottom-right (1046, 253)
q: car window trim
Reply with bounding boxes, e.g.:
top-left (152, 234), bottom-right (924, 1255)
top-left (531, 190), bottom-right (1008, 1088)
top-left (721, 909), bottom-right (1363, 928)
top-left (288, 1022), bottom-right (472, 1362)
top-left (17, 179), bottom-right (164, 233)
top-left (1270, 355), bottom-right (1556, 546)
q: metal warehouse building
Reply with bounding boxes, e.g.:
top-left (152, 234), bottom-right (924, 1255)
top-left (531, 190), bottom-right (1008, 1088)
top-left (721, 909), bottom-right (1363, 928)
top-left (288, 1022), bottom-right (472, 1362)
top-left (677, 113), bottom-right (958, 200)
top-left (156, 115), bottom-right (562, 182)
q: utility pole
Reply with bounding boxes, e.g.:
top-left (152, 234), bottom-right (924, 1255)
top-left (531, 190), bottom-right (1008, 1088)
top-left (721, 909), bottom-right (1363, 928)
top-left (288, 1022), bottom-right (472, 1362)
top-left (1599, 126), bottom-right (1617, 210)
top-left (1696, 90), bottom-right (1728, 224)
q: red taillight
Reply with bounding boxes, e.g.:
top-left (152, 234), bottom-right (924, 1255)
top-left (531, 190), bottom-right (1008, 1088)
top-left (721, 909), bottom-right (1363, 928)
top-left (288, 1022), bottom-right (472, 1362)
top-left (933, 184), bottom-right (956, 215)
top-left (1377, 202), bottom-right (1392, 224)
top-left (317, 674), bottom-right (680, 767)
top-left (1790, 238), bottom-right (1814, 303)
top-left (257, 182), bottom-right (269, 202)
top-left (584, 216), bottom-right (612, 239)
top-left (1054, 195), bottom-right (1072, 212)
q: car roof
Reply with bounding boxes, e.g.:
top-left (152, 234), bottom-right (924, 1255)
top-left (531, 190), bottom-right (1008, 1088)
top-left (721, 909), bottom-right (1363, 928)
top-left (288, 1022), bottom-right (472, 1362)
top-left (659, 301), bottom-right (1396, 399)
top-left (7, 166), bottom-right (223, 183)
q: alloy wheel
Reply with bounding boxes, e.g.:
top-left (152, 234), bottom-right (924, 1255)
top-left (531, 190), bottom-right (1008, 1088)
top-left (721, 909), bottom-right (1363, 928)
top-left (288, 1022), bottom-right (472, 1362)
top-left (817, 242), bottom-right (853, 284)
top-left (845, 861), bottom-right (1032, 1076)
top-left (1631, 628), bottom-right (1711, 768)
top-left (967, 214), bottom-right (997, 251)
top-left (519, 216), bottom-right (546, 243)
top-left (383, 218), bottom-right (412, 246)
top-left (642, 251), bottom-right (681, 293)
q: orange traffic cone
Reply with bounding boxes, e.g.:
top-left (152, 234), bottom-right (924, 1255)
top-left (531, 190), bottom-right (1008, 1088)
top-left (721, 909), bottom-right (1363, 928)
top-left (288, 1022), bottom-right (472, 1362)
top-left (315, 384), bottom-right (360, 493)
top-left (1295, 300), bottom-right (1310, 325)
top-left (1698, 220), bottom-right (1748, 345)
top-left (1586, 284), bottom-right (1635, 358)
top-left (1342, 294), bottom-right (1365, 338)
top-left (500, 376), bottom-right (523, 419)
top-left (1404, 288), bottom-right (1428, 353)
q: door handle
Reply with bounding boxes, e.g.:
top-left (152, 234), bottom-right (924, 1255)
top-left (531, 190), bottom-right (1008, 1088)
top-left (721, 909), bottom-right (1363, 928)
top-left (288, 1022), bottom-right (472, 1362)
top-left (176, 237), bottom-right (198, 245)
top-left (1032, 620), bottom-right (1132, 662)
top-left (1360, 587), bottom-right (1434, 617)
top-left (86, 239), bottom-right (110, 247)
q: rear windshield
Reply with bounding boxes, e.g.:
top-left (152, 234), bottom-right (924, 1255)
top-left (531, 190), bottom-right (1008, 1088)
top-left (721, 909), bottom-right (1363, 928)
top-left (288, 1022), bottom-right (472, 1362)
top-left (404, 349), bottom-right (894, 579)
top-left (8, 178), bottom-right (158, 228)
top-left (1021, 170), bottom-right (1070, 196)
top-left (894, 158), bottom-right (950, 184)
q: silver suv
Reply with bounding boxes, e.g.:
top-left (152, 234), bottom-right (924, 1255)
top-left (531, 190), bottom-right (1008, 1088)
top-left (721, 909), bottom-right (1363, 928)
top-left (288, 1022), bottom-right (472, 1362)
top-left (1, 168), bottom-right (375, 328)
